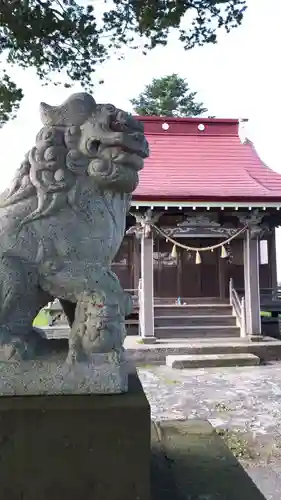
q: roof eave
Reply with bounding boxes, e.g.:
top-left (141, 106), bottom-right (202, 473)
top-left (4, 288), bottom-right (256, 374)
top-left (131, 197), bottom-right (281, 208)
top-left (134, 115), bottom-right (242, 125)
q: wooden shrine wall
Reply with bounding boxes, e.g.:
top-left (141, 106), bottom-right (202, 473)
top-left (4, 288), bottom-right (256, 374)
top-left (153, 237), bottom-right (221, 298)
top-left (225, 237), bottom-right (272, 293)
top-left (111, 236), bottom-right (134, 291)
top-left (111, 232), bottom-right (275, 298)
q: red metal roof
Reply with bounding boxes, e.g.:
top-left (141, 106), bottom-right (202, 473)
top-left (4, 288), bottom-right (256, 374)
top-left (133, 116), bottom-right (281, 203)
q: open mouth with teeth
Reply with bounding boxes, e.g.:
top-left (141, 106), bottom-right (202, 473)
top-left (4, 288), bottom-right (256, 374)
top-left (86, 135), bottom-right (148, 168)
top-left (86, 139), bottom-right (102, 156)
top-left (85, 110), bottom-right (149, 163)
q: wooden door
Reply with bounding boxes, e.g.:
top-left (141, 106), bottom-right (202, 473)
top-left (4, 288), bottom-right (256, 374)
top-left (199, 239), bottom-right (220, 297)
top-left (180, 238), bottom-right (220, 298)
top-left (153, 237), bottom-right (179, 298)
top-left (226, 238), bottom-right (244, 290)
top-left (180, 239), bottom-right (201, 298)
top-left (111, 236), bottom-right (134, 290)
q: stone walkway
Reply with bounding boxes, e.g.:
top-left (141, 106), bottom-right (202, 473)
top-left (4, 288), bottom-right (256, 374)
top-left (138, 362), bottom-right (281, 500)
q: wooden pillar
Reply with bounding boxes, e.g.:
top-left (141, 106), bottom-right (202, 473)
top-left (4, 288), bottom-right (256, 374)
top-left (218, 247), bottom-right (226, 299)
top-left (128, 237), bottom-right (134, 290)
top-left (243, 229), bottom-right (261, 335)
top-left (139, 234), bottom-right (155, 341)
top-left (268, 229), bottom-right (277, 290)
top-left (177, 247), bottom-right (183, 299)
top-left (133, 237), bottom-right (140, 292)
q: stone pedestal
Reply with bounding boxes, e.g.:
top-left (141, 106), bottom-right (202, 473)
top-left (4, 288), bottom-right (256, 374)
top-left (0, 372), bottom-right (151, 500)
top-left (0, 353), bottom-right (128, 395)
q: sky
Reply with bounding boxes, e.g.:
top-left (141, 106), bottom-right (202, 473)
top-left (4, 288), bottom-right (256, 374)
top-left (0, 0), bottom-right (281, 276)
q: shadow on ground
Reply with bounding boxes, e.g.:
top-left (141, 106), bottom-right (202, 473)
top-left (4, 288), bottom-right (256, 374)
top-left (151, 420), bottom-right (266, 500)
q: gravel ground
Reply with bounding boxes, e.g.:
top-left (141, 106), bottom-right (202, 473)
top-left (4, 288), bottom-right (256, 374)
top-left (138, 362), bottom-right (281, 500)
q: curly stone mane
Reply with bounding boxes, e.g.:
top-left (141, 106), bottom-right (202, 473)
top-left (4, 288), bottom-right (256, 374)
top-left (1, 92), bottom-right (148, 229)
top-left (1, 124), bottom-right (89, 226)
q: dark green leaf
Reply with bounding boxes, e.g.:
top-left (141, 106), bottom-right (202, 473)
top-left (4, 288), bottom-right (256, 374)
top-left (130, 74), bottom-right (208, 117)
top-left (0, 0), bottom-right (246, 125)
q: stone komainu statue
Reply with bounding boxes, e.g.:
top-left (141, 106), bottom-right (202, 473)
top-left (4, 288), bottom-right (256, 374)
top-left (0, 93), bottom-right (149, 361)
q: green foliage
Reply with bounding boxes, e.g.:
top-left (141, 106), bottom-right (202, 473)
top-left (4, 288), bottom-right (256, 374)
top-left (131, 74), bottom-right (208, 117)
top-left (0, 0), bottom-right (247, 125)
top-left (33, 309), bottom-right (50, 327)
top-left (0, 71), bottom-right (23, 126)
top-left (216, 429), bottom-right (256, 460)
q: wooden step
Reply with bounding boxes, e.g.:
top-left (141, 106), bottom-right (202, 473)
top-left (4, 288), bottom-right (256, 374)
top-left (154, 304), bottom-right (233, 316)
top-left (154, 297), bottom-right (229, 304)
top-left (154, 315), bottom-right (236, 327)
top-left (155, 325), bottom-right (240, 339)
top-left (166, 353), bottom-right (260, 369)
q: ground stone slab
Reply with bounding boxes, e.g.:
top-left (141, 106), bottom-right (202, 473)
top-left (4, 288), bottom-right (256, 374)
top-left (166, 353), bottom-right (260, 369)
top-left (138, 363), bottom-right (281, 499)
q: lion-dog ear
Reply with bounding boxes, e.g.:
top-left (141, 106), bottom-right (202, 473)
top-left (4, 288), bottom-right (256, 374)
top-left (39, 92), bottom-right (96, 127)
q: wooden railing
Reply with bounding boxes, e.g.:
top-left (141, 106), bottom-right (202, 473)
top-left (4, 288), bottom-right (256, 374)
top-left (125, 289), bottom-right (139, 310)
top-left (229, 278), bottom-right (246, 337)
top-left (236, 287), bottom-right (281, 305)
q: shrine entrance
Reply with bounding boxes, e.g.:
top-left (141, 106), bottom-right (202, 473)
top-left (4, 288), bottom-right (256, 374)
top-left (111, 210), bottom-right (275, 310)
top-left (153, 236), bottom-right (223, 299)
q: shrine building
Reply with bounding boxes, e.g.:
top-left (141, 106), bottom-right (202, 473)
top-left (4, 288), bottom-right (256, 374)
top-left (111, 116), bottom-right (281, 341)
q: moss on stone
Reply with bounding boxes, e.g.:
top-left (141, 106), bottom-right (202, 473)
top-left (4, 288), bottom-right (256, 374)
top-left (216, 429), bottom-right (256, 460)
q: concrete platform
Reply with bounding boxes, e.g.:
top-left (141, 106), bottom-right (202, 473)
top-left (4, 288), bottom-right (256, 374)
top-left (124, 336), bottom-right (281, 364)
top-left (151, 420), bottom-right (266, 499)
top-left (166, 352), bottom-right (260, 369)
top-left (40, 325), bottom-right (70, 339)
top-left (37, 327), bottom-right (281, 366)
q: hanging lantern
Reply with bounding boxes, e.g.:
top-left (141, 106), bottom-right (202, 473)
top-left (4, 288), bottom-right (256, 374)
top-left (195, 251), bottom-right (202, 264)
top-left (220, 245), bottom-right (228, 259)
top-left (171, 244), bottom-right (177, 259)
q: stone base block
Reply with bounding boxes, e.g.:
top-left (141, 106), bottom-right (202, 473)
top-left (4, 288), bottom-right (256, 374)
top-left (0, 372), bottom-right (151, 500)
top-left (141, 337), bottom-right (157, 344)
top-left (0, 352), bottom-right (128, 395)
